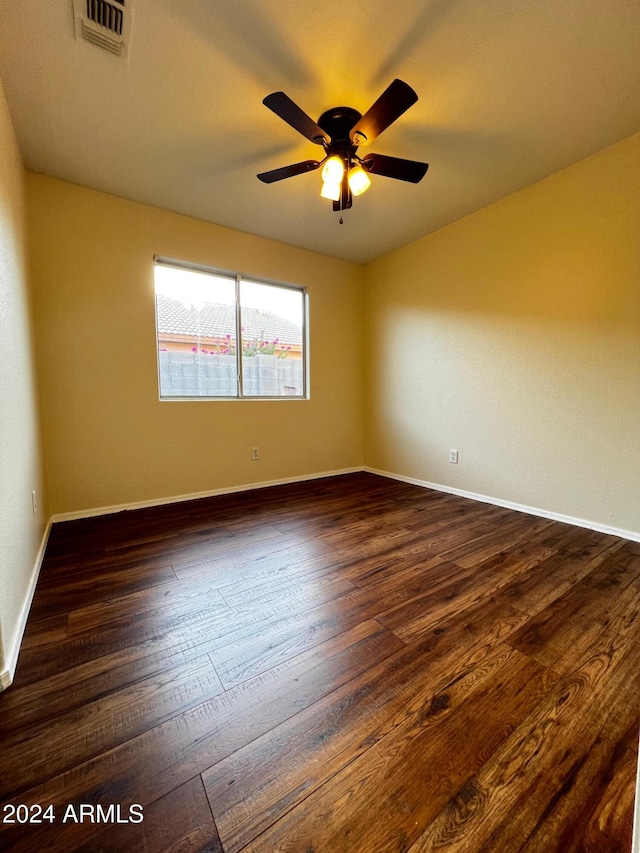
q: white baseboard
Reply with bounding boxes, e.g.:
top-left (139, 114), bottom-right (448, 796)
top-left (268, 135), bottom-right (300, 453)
top-left (0, 519), bottom-right (52, 691)
top-left (365, 467), bottom-right (640, 544)
top-left (50, 465), bottom-right (640, 541)
top-left (51, 468), bottom-right (364, 523)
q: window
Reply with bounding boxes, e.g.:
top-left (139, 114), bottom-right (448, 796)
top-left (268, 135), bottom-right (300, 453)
top-left (154, 259), bottom-right (307, 399)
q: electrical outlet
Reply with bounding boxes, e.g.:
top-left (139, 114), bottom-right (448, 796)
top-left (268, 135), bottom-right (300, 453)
top-left (31, 490), bottom-right (37, 514)
top-left (251, 447), bottom-right (260, 461)
top-left (449, 449), bottom-right (458, 464)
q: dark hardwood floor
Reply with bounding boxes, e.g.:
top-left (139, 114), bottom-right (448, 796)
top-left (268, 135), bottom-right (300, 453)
top-left (1, 472), bottom-right (638, 852)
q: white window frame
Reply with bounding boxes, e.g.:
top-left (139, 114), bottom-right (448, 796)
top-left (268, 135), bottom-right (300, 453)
top-left (154, 256), bottom-right (309, 401)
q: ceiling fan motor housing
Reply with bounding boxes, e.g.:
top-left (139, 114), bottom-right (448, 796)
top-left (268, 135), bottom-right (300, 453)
top-left (317, 107), bottom-right (362, 144)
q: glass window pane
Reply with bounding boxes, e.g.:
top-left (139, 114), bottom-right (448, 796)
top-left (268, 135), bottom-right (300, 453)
top-left (155, 265), bottom-right (238, 398)
top-left (239, 281), bottom-right (305, 397)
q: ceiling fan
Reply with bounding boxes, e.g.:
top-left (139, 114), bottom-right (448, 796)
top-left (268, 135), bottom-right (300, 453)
top-left (257, 79), bottom-right (429, 214)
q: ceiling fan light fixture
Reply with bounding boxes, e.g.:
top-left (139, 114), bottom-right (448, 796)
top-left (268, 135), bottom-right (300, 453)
top-left (321, 156), bottom-right (345, 185)
top-left (320, 179), bottom-right (342, 201)
top-left (258, 80), bottom-right (428, 214)
top-left (348, 164), bottom-right (371, 196)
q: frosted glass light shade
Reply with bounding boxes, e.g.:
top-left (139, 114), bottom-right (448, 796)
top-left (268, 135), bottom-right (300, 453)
top-left (322, 156), bottom-right (345, 184)
top-left (348, 165), bottom-right (371, 196)
top-left (320, 180), bottom-right (341, 201)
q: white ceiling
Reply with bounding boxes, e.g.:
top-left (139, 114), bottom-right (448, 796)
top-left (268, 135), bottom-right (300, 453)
top-left (1, 0), bottom-right (639, 264)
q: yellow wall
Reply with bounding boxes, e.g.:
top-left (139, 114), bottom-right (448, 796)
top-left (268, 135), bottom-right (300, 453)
top-left (22, 132), bottom-right (640, 537)
top-left (365, 131), bottom-right (640, 536)
top-left (26, 175), bottom-right (365, 516)
top-left (0, 80), bottom-right (48, 682)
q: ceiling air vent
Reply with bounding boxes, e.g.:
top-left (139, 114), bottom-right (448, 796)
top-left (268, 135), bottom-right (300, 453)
top-left (73, 0), bottom-right (132, 58)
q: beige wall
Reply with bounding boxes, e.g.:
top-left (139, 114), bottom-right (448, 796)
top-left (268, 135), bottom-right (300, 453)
top-left (0, 80), bottom-right (48, 683)
top-left (18, 129), bottom-right (640, 538)
top-left (365, 131), bottom-right (640, 537)
top-left (26, 175), bottom-right (365, 516)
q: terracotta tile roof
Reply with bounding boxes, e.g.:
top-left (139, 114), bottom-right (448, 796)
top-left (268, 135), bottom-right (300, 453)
top-left (156, 294), bottom-right (302, 345)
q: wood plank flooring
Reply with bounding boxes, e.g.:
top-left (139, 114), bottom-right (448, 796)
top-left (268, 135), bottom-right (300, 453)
top-left (0, 472), bottom-right (638, 852)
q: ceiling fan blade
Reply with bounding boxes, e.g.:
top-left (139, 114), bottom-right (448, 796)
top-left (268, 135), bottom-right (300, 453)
top-left (362, 153), bottom-right (429, 183)
top-left (257, 159), bottom-right (322, 183)
top-left (350, 79), bottom-right (418, 146)
top-left (263, 92), bottom-right (330, 145)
